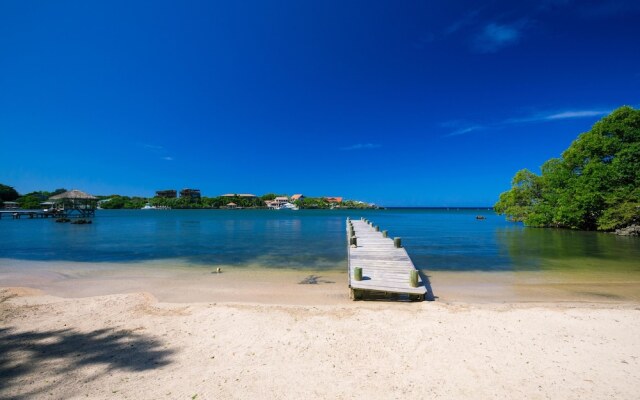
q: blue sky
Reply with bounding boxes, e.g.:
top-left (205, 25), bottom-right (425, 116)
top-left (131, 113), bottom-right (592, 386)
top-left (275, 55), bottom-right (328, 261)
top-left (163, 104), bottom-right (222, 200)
top-left (1, 0), bottom-right (638, 206)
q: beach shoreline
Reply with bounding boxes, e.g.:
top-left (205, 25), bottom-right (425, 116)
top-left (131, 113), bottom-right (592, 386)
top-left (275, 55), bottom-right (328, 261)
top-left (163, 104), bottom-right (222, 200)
top-left (1, 258), bottom-right (639, 305)
top-left (2, 258), bottom-right (640, 399)
top-left (2, 285), bottom-right (639, 399)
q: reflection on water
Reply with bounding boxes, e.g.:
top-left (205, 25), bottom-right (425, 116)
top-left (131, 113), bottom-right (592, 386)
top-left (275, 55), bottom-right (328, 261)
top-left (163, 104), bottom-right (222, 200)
top-left (496, 226), bottom-right (640, 272)
top-left (0, 209), bottom-right (638, 275)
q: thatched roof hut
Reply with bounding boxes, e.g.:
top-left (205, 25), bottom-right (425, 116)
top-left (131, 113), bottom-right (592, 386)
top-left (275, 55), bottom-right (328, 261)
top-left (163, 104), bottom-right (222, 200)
top-left (49, 189), bottom-right (98, 217)
top-left (49, 189), bottom-right (98, 200)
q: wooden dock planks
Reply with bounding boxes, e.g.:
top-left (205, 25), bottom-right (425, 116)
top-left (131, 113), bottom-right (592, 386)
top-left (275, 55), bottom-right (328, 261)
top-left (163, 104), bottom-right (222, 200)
top-left (347, 218), bottom-right (427, 300)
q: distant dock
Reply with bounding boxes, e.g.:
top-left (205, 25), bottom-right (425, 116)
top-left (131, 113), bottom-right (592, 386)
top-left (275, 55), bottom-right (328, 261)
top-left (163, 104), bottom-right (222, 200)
top-left (0, 210), bottom-right (60, 219)
top-left (347, 218), bottom-right (429, 301)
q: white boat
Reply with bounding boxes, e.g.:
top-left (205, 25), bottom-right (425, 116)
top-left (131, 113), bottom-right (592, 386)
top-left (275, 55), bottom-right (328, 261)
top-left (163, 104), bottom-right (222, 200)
top-left (141, 203), bottom-right (157, 210)
top-left (280, 202), bottom-right (299, 210)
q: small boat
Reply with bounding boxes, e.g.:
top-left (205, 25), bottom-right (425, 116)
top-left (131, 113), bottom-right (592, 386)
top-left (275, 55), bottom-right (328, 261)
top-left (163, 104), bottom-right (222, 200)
top-left (280, 202), bottom-right (299, 210)
top-left (476, 215), bottom-right (486, 220)
top-left (141, 203), bottom-right (157, 210)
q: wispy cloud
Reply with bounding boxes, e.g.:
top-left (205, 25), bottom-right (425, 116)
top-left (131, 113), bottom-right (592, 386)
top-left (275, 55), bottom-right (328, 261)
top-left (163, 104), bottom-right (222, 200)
top-left (472, 22), bottom-right (524, 53)
top-left (418, 8), bottom-right (531, 54)
top-left (544, 110), bottom-right (609, 120)
top-left (504, 109), bottom-right (610, 124)
top-left (445, 9), bottom-right (481, 35)
top-left (444, 126), bottom-right (485, 137)
top-left (340, 143), bottom-right (381, 151)
top-left (141, 143), bottom-right (175, 161)
top-left (444, 108), bottom-right (611, 137)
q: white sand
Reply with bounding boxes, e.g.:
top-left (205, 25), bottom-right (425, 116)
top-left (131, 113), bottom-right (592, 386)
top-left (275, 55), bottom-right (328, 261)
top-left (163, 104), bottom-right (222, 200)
top-left (2, 285), bottom-right (639, 400)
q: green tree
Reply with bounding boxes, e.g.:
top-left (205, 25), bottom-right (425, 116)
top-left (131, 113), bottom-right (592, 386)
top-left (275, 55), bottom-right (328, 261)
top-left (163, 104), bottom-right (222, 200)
top-left (0, 184), bottom-right (19, 202)
top-left (494, 169), bottom-right (542, 223)
top-left (17, 191), bottom-right (49, 209)
top-left (495, 106), bottom-right (640, 231)
top-left (100, 196), bottom-right (126, 209)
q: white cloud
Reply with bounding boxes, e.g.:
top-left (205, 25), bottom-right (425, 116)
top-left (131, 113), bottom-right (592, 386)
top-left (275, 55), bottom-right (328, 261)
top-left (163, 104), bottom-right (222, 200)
top-left (544, 110), bottom-right (609, 120)
top-left (473, 22), bottom-right (523, 53)
top-left (504, 109), bottom-right (610, 124)
top-left (444, 126), bottom-right (484, 137)
top-left (444, 108), bottom-right (611, 137)
top-left (141, 143), bottom-right (174, 161)
top-left (340, 143), bottom-right (381, 151)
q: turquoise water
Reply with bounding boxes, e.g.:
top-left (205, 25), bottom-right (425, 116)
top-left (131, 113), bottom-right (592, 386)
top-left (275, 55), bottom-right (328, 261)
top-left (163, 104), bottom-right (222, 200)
top-left (0, 209), bottom-right (638, 272)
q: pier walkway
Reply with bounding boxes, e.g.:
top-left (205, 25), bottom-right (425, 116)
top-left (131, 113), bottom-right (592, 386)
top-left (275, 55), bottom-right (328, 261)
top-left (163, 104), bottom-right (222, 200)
top-left (0, 210), bottom-right (60, 219)
top-left (347, 218), bottom-right (428, 301)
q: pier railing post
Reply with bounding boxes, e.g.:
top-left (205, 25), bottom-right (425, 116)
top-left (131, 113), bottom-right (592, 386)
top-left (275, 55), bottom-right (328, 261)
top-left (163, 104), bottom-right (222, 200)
top-left (410, 270), bottom-right (419, 287)
top-left (382, 230), bottom-right (388, 238)
top-left (394, 237), bottom-right (402, 248)
top-left (354, 267), bottom-right (363, 281)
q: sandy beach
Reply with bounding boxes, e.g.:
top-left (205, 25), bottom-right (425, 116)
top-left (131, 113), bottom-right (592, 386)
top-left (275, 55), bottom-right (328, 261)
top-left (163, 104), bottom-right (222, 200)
top-left (1, 260), bottom-right (640, 399)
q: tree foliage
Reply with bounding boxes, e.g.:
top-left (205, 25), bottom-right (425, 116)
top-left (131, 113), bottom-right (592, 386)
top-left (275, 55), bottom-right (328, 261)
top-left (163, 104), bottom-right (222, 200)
top-left (1, 183), bottom-right (377, 211)
top-left (0, 184), bottom-right (19, 202)
top-left (495, 106), bottom-right (640, 231)
top-left (0, 186), bottom-right (67, 209)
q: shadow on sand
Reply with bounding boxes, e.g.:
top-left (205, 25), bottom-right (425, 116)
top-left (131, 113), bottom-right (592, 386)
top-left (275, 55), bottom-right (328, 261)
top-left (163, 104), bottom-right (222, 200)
top-left (0, 326), bottom-right (174, 399)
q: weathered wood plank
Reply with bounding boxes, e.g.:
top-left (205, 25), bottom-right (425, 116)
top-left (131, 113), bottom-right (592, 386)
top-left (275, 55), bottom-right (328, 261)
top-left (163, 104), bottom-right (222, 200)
top-left (347, 219), bottom-right (427, 299)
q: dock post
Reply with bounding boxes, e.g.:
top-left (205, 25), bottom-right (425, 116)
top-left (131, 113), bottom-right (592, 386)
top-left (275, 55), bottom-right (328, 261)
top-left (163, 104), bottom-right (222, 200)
top-left (375, 225), bottom-right (379, 232)
top-left (394, 237), bottom-right (402, 248)
top-left (382, 230), bottom-right (388, 238)
top-left (350, 237), bottom-right (357, 247)
top-left (410, 270), bottom-right (419, 287)
top-left (354, 267), bottom-right (363, 281)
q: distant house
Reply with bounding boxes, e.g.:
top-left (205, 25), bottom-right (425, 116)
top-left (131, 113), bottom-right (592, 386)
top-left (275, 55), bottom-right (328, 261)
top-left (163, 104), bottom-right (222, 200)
top-left (266, 196), bottom-right (291, 210)
top-left (3, 201), bottom-right (19, 210)
top-left (290, 194), bottom-right (305, 202)
top-left (226, 202), bottom-right (238, 209)
top-left (156, 190), bottom-right (177, 198)
top-left (274, 196), bottom-right (289, 206)
top-left (324, 197), bottom-right (343, 204)
top-left (180, 189), bottom-right (201, 200)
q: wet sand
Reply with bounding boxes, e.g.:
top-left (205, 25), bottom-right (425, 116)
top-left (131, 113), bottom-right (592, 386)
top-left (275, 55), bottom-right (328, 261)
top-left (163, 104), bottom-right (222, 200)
top-left (1, 258), bottom-right (639, 305)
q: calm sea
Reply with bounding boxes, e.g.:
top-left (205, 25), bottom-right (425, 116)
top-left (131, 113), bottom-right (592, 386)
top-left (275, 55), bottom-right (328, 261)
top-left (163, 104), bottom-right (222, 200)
top-left (0, 209), bottom-right (638, 272)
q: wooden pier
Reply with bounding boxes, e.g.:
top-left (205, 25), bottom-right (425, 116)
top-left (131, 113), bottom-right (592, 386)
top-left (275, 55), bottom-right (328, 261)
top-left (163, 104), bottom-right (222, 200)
top-left (0, 210), bottom-right (61, 220)
top-left (347, 218), bottom-right (428, 301)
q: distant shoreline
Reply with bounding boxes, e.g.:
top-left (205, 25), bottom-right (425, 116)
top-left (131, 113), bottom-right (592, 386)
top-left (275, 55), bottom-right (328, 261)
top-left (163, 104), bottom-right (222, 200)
top-left (385, 206), bottom-right (494, 210)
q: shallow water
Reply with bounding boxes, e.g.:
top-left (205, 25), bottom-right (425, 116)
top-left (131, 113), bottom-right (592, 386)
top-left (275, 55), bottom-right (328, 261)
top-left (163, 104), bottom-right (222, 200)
top-left (0, 209), bottom-right (638, 274)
